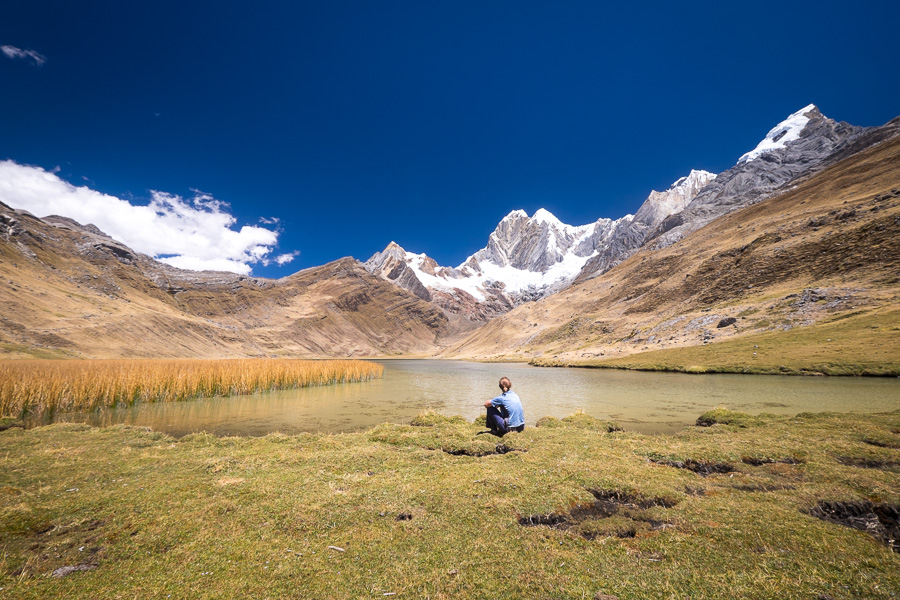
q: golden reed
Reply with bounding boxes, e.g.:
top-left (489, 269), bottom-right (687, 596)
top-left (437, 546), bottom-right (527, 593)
top-left (0, 359), bottom-right (383, 418)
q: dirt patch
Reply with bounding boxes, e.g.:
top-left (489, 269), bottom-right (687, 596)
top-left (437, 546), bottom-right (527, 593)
top-left (741, 456), bottom-right (803, 466)
top-left (809, 500), bottom-right (899, 551)
top-left (0, 418), bottom-right (24, 432)
top-left (442, 443), bottom-right (519, 457)
top-left (862, 437), bottom-right (900, 449)
top-left (587, 488), bottom-right (679, 509)
top-left (731, 482), bottom-right (796, 493)
top-left (651, 458), bottom-right (736, 476)
top-left (836, 456), bottom-right (899, 470)
top-left (518, 488), bottom-right (677, 540)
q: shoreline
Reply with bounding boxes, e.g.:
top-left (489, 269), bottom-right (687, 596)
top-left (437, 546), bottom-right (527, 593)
top-left (529, 358), bottom-right (900, 377)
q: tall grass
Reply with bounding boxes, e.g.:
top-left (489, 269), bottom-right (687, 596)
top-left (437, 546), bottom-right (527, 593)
top-left (0, 359), bottom-right (384, 418)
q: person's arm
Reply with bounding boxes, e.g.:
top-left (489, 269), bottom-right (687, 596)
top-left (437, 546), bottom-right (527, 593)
top-left (484, 400), bottom-right (493, 408)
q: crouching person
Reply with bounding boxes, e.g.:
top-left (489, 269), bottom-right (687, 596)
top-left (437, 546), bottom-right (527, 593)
top-left (484, 376), bottom-right (525, 437)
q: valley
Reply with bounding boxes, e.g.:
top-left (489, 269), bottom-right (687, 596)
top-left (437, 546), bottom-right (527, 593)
top-left (444, 129), bottom-right (900, 369)
top-left (1, 105), bottom-right (898, 375)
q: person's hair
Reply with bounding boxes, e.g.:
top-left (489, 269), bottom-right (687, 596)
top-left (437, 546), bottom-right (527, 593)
top-left (499, 377), bottom-right (512, 392)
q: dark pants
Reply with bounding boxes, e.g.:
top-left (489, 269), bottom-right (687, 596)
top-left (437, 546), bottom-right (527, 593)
top-left (486, 405), bottom-right (524, 437)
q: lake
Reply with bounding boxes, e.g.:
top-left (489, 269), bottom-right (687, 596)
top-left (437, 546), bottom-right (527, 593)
top-left (41, 360), bottom-right (900, 437)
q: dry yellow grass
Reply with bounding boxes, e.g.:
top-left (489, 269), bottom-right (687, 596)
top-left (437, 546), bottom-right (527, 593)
top-left (0, 359), bottom-right (383, 418)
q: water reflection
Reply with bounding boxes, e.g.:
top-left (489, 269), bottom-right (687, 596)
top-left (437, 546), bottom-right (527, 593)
top-left (46, 360), bottom-right (899, 436)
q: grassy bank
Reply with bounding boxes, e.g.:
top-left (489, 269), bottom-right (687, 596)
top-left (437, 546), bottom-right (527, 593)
top-left (533, 307), bottom-right (900, 376)
top-left (0, 359), bottom-right (384, 419)
top-left (1, 409), bottom-right (898, 599)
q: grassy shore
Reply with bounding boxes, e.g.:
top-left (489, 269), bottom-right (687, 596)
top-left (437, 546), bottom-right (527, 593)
top-left (533, 307), bottom-right (900, 376)
top-left (1, 408), bottom-right (898, 599)
top-left (0, 359), bottom-right (383, 419)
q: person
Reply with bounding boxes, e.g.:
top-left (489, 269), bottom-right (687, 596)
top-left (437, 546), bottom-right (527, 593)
top-left (483, 376), bottom-right (525, 437)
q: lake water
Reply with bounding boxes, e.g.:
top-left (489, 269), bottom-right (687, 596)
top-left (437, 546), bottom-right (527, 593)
top-left (43, 360), bottom-right (900, 437)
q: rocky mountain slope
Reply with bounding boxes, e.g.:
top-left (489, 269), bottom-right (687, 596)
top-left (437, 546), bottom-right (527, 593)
top-left (642, 105), bottom-right (870, 249)
top-left (368, 105), bottom-right (877, 321)
top-left (0, 204), bottom-right (450, 358)
top-left (364, 171), bottom-right (718, 322)
top-left (441, 124), bottom-right (900, 363)
top-left (575, 104), bottom-right (881, 282)
top-left (364, 209), bottom-right (633, 324)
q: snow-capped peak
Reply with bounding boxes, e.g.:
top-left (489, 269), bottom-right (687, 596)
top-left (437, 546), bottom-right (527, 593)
top-left (669, 169), bottom-right (715, 191)
top-left (531, 208), bottom-right (563, 226)
top-left (738, 104), bottom-right (820, 164)
top-left (502, 209), bottom-right (528, 221)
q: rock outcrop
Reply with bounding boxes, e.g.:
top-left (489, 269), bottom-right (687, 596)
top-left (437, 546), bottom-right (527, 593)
top-left (576, 170), bottom-right (716, 282)
top-left (648, 105), bottom-right (871, 249)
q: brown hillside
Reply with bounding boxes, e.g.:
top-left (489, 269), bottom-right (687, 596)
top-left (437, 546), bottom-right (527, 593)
top-left (441, 130), bottom-right (900, 368)
top-left (0, 206), bottom-right (449, 358)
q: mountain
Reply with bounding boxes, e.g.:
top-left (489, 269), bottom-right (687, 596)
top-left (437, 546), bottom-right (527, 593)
top-left (367, 105), bottom-right (892, 320)
top-left (3, 103), bottom-right (897, 366)
top-left (0, 203), bottom-right (450, 358)
top-left (574, 104), bottom-right (879, 282)
top-left (644, 104), bottom-right (871, 248)
top-left (441, 124), bottom-right (900, 363)
top-left (365, 170), bottom-right (716, 321)
top-left (571, 169), bottom-right (717, 279)
top-left (365, 209), bottom-right (632, 323)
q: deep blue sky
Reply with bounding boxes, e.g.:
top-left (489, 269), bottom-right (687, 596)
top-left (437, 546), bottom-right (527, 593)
top-left (2, 0), bottom-right (898, 277)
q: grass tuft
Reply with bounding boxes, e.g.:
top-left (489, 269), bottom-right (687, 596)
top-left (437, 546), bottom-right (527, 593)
top-left (696, 407), bottom-right (760, 428)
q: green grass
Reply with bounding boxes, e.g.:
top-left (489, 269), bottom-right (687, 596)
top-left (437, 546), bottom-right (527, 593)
top-left (1, 409), bottom-right (898, 599)
top-left (536, 307), bottom-right (900, 376)
top-left (0, 343), bottom-right (77, 360)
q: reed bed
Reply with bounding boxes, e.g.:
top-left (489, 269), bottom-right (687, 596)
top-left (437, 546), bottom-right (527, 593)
top-left (0, 359), bottom-right (383, 418)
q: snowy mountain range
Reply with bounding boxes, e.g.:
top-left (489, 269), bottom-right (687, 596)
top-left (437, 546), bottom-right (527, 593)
top-left (366, 169), bottom-right (716, 321)
top-left (366, 104), bottom-right (875, 322)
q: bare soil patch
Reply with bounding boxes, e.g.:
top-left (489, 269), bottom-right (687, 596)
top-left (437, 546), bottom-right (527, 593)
top-left (651, 458), bottom-right (736, 476)
top-left (809, 500), bottom-right (900, 551)
top-left (518, 488), bottom-right (677, 540)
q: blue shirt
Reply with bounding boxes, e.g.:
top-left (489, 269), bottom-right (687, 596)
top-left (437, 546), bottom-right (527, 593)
top-left (490, 390), bottom-right (525, 428)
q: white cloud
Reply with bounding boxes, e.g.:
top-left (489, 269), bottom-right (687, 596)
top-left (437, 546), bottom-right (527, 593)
top-left (259, 216), bottom-right (280, 225)
top-left (1, 45), bottom-right (46, 66)
top-left (0, 160), bottom-right (295, 275)
top-left (275, 252), bottom-right (299, 265)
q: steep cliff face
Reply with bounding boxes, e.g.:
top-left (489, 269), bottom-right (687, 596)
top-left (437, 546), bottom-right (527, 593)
top-left (575, 105), bottom-right (885, 283)
top-left (463, 209), bottom-right (616, 274)
top-left (647, 105), bottom-right (872, 249)
top-left (365, 167), bottom-right (717, 318)
top-left (575, 170), bottom-right (716, 281)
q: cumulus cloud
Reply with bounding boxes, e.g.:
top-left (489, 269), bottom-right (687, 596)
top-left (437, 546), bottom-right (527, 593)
top-left (0, 160), bottom-right (294, 275)
top-left (275, 252), bottom-right (299, 265)
top-left (1, 45), bottom-right (46, 66)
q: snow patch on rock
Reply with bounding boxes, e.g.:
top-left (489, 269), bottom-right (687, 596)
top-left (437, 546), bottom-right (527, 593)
top-left (738, 104), bottom-right (818, 164)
